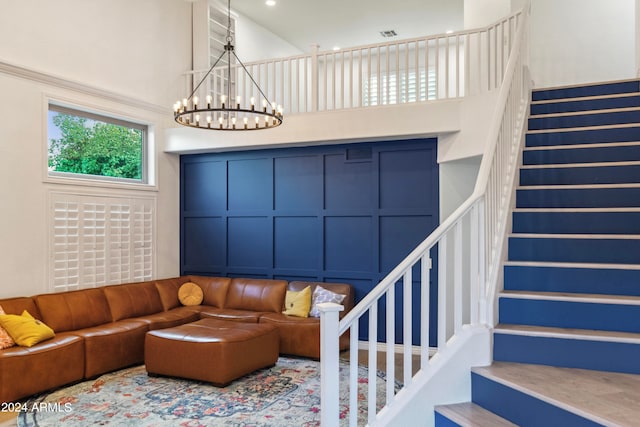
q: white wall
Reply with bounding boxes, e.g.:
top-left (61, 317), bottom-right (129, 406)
top-left (529, 0), bottom-right (636, 88)
top-left (0, 0), bottom-right (190, 298)
top-left (235, 11), bottom-right (302, 62)
top-left (464, 0), bottom-right (511, 28)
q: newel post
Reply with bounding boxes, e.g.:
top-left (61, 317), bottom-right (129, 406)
top-left (319, 302), bottom-right (344, 427)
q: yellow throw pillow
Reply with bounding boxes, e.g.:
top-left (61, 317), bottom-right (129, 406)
top-left (178, 282), bottom-right (204, 306)
top-left (0, 306), bottom-right (15, 349)
top-left (283, 286), bottom-right (312, 318)
top-left (0, 310), bottom-right (55, 347)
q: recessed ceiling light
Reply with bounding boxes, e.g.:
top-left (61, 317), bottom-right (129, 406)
top-left (265, 0), bottom-right (276, 6)
top-left (332, 46), bottom-right (341, 51)
top-left (446, 30), bottom-right (454, 34)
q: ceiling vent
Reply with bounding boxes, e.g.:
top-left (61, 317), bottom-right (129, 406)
top-left (379, 30), bottom-right (398, 38)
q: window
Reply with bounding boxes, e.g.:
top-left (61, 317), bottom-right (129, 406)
top-left (47, 104), bottom-right (148, 184)
top-left (364, 69), bottom-right (437, 106)
top-left (50, 192), bottom-right (154, 292)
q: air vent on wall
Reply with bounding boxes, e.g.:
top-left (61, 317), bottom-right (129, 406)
top-left (379, 30), bottom-right (398, 38)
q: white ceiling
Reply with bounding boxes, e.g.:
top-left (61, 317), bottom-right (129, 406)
top-left (225, 0), bottom-right (464, 53)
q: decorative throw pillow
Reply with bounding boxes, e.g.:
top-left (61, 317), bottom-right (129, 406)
top-left (0, 306), bottom-right (15, 349)
top-left (283, 286), bottom-right (312, 317)
top-left (178, 282), bottom-right (204, 306)
top-left (0, 310), bottom-right (55, 347)
top-left (309, 286), bottom-right (346, 318)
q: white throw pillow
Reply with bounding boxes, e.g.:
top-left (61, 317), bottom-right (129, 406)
top-left (309, 285), bottom-right (346, 318)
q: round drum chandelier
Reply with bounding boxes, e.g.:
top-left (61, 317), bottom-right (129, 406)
top-left (173, 0), bottom-right (283, 131)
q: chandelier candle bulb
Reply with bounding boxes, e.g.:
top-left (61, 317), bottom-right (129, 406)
top-left (232, 117), bottom-right (236, 129)
top-left (220, 95), bottom-right (226, 109)
top-left (195, 114), bottom-right (200, 125)
top-left (243, 117), bottom-right (248, 129)
top-left (207, 116), bottom-right (212, 128)
top-left (193, 96), bottom-right (198, 109)
top-left (236, 96), bottom-right (241, 109)
top-left (219, 116), bottom-right (223, 129)
top-left (250, 97), bottom-right (255, 110)
top-left (206, 95), bottom-right (212, 108)
top-left (262, 99), bottom-right (267, 112)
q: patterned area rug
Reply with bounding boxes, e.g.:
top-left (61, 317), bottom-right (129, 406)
top-left (17, 357), bottom-right (395, 426)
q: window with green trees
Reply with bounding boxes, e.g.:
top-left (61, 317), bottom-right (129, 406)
top-left (48, 104), bottom-right (147, 183)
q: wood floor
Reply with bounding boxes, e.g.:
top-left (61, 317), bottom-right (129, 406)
top-left (340, 348), bottom-right (421, 383)
top-left (0, 412), bottom-right (16, 427)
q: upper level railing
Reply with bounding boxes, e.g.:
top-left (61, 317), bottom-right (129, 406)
top-left (182, 10), bottom-right (522, 115)
top-left (318, 4), bottom-right (531, 426)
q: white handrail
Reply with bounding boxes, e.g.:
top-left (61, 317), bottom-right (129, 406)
top-left (319, 2), bottom-right (531, 425)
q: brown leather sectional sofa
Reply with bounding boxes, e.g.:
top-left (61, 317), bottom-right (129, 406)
top-left (0, 275), bottom-right (354, 403)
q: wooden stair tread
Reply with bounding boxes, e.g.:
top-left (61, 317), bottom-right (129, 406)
top-left (472, 362), bottom-right (640, 426)
top-left (499, 290), bottom-right (640, 304)
top-left (494, 324), bottom-right (640, 343)
top-left (435, 402), bottom-right (517, 427)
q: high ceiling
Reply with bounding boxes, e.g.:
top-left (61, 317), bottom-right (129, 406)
top-left (224, 0), bottom-right (464, 53)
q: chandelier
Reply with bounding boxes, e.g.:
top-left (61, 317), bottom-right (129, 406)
top-left (173, 0), bottom-right (283, 131)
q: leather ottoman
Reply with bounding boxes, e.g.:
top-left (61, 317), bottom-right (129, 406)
top-left (144, 318), bottom-right (279, 386)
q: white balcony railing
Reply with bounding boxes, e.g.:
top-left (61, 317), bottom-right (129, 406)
top-left (318, 4), bottom-right (531, 426)
top-left (182, 10), bottom-right (523, 116)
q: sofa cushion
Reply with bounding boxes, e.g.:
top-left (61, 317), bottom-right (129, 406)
top-left (35, 288), bottom-right (112, 332)
top-left (0, 310), bottom-right (55, 347)
top-left (103, 281), bottom-right (164, 321)
top-left (0, 297), bottom-right (41, 318)
top-left (70, 319), bottom-right (148, 378)
top-left (189, 276), bottom-right (232, 308)
top-left (178, 282), bottom-right (203, 306)
top-left (133, 308), bottom-right (200, 330)
top-left (199, 308), bottom-right (262, 323)
top-left (283, 286), bottom-right (311, 318)
top-left (0, 332), bottom-right (84, 403)
top-left (225, 278), bottom-right (287, 313)
top-left (155, 277), bottom-right (186, 311)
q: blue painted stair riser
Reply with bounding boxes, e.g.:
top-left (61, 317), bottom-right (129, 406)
top-left (528, 110), bottom-right (640, 130)
top-left (520, 164), bottom-right (640, 185)
top-left (512, 211), bottom-right (640, 234)
top-left (433, 412), bottom-right (463, 427)
top-left (526, 126), bottom-right (640, 147)
top-left (516, 187), bottom-right (640, 208)
top-left (523, 144), bottom-right (640, 165)
top-left (499, 297), bottom-right (640, 333)
top-left (508, 236), bottom-right (640, 264)
top-left (531, 95), bottom-right (640, 115)
top-left (504, 264), bottom-right (640, 296)
top-left (493, 333), bottom-right (640, 374)
top-left (532, 80), bottom-right (640, 101)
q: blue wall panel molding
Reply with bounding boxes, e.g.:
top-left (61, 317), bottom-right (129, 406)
top-left (180, 138), bottom-right (439, 344)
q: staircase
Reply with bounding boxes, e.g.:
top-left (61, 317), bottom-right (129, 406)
top-left (434, 80), bottom-right (640, 426)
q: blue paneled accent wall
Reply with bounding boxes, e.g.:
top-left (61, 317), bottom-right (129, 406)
top-left (180, 138), bottom-right (439, 344)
